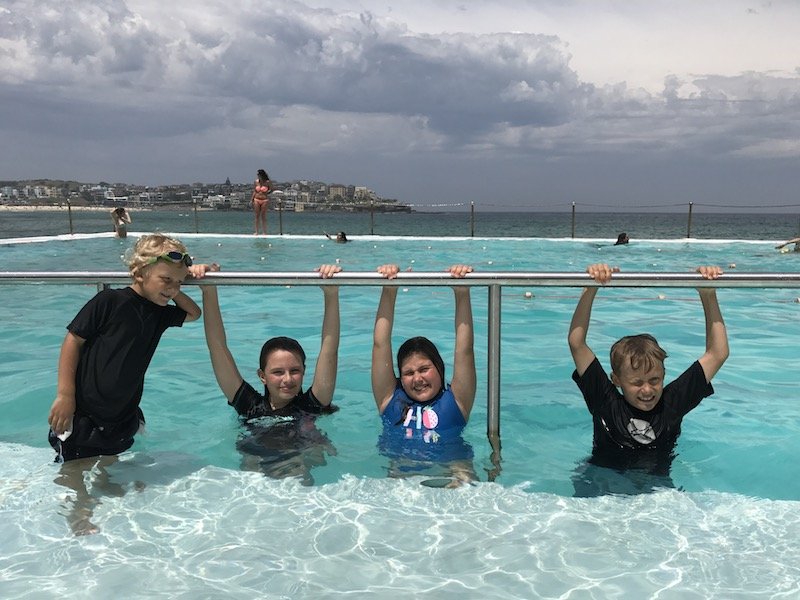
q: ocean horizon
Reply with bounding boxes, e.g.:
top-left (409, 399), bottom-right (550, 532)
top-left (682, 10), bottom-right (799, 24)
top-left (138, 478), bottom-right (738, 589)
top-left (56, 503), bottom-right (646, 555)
top-left (3, 208), bottom-right (800, 242)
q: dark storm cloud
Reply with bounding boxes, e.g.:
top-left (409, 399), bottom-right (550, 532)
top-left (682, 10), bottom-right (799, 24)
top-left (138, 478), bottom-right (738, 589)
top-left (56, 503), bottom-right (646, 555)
top-left (1, 0), bottom-right (589, 141)
top-left (1, 0), bottom-right (798, 206)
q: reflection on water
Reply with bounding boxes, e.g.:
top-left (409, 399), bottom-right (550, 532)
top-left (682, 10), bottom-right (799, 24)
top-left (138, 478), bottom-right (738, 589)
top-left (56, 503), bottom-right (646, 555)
top-left (236, 414), bottom-right (337, 486)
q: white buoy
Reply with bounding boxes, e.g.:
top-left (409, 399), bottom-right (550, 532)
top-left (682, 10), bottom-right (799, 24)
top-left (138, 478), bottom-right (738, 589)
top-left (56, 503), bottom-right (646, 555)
top-left (524, 291), bottom-right (533, 299)
top-left (657, 293), bottom-right (666, 300)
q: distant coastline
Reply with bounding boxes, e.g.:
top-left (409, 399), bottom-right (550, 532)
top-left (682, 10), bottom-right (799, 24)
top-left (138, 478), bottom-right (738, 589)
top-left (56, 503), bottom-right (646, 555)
top-left (0, 205), bottom-right (150, 212)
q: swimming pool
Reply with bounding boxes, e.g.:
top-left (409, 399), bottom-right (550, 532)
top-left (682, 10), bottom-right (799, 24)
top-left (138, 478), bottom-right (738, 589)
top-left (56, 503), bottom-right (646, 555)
top-left (1, 233), bottom-right (799, 598)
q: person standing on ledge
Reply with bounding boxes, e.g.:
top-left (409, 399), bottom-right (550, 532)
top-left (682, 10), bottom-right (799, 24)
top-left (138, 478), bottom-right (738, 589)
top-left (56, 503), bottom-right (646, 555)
top-left (252, 169), bottom-right (271, 235)
top-left (111, 207), bottom-right (132, 238)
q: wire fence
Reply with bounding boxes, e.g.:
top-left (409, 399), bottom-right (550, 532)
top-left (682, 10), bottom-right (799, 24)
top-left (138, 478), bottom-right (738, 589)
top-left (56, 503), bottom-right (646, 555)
top-left (5, 198), bottom-right (800, 240)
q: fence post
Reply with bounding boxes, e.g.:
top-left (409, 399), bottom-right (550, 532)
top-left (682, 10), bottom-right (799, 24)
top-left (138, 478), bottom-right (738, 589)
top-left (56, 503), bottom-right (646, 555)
top-left (571, 202), bottom-right (576, 238)
top-left (278, 201), bottom-right (283, 235)
top-left (487, 284), bottom-right (501, 439)
top-left (687, 202), bottom-right (693, 238)
top-left (67, 201), bottom-right (74, 235)
top-left (470, 202), bottom-right (475, 237)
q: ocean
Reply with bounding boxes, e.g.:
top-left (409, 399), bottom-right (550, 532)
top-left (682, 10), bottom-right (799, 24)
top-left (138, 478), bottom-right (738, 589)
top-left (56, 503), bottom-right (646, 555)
top-left (2, 206), bottom-right (800, 240)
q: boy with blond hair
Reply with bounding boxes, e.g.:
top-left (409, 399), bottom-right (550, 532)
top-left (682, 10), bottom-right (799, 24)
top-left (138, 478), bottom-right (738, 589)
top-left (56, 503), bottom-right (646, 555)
top-left (48, 233), bottom-right (213, 462)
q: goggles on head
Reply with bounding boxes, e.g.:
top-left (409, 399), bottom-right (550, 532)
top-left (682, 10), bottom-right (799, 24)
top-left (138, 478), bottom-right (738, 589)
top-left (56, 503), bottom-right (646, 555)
top-left (147, 251), bottom-right (193, 267)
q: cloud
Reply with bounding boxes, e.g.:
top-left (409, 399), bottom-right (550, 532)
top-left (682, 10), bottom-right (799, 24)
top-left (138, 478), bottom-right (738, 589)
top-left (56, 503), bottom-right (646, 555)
top-left (1, 1), bottom-right (587, 138)
top-left (1, 0), bottom-right (799, 207)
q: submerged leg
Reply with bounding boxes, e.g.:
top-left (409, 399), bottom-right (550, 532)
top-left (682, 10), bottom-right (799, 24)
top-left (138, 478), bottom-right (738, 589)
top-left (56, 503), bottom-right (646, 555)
top-left (54, 455), bottom-right (121, 536)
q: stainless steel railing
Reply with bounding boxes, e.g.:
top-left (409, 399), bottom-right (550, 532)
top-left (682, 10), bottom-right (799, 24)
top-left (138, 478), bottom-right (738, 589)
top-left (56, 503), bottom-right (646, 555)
top-left (3, 270), bottom-right (799, 441)
top-left (3, 271), bottom-right (800, 287)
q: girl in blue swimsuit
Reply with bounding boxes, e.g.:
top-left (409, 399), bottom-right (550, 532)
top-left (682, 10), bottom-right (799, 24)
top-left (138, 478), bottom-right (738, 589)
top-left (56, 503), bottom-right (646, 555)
top-left (372, 263), bottom-right (477, 483)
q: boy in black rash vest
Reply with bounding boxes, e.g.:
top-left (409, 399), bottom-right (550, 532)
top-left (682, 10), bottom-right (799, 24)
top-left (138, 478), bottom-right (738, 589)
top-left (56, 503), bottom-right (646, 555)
top-left (200, 264), bottom-right (341, 483)
top-left (47, 233), bottom-right (215, 462)
top-left (567, 263), bottom-right (729, 492)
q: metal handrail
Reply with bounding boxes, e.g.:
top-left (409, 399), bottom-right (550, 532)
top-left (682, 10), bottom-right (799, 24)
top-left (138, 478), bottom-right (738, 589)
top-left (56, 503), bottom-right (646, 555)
top-left (2, 271), bottom-right (800, 287)
top-left (3, 270), bottom-right (798, 442)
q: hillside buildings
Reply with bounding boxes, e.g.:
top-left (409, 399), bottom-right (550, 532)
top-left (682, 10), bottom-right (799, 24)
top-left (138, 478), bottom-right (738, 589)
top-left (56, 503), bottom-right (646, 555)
top-left (0, 179), bottom-right (412, 213)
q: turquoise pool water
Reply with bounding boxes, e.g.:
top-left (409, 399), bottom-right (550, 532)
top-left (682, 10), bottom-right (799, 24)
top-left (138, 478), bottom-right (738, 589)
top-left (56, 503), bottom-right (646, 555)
top-left (1, 233), bottom-right (799, 598)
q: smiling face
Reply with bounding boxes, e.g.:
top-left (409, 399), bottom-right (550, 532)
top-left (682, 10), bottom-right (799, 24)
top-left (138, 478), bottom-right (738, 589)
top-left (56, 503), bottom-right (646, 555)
top-left (399, 352), bottom-right (443, 403)
top-left (258, 349), bottom-right (306, 408)
top-left (611, 362), bottom-right (665, 412)
top-left (131, 260), bottom-right (188, 306)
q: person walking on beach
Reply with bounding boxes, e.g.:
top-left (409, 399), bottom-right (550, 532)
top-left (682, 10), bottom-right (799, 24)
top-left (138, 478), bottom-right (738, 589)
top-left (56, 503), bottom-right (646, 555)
top-left (372, 263), bottom-right (477, 484)
top-left (111, 207), bottom-right (132, 238)
top-left (200, 263), bottom-right (342, 483)
top-left (252, 169), bottom-right (271, 235)
top-left (567, 262), bottom-right (729, 489)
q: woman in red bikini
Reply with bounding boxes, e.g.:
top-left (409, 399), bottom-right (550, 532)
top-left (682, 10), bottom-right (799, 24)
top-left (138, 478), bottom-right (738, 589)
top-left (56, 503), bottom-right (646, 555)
top-left (252, 169), bottom-right (271, 235)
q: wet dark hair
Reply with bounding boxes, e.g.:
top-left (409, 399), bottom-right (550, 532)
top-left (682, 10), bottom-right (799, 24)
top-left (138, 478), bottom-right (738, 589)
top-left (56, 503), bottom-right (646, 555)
top-left (257, 169), bottom-right (270, 181)
top-left (397, 336), bottom-right (445, 388)
top-left (259, 336), bottom-right (306, 371)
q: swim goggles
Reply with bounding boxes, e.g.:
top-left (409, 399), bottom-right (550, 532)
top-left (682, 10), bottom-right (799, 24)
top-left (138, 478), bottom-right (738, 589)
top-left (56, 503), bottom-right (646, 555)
top-left (146, 251), bottom-right (193, 267)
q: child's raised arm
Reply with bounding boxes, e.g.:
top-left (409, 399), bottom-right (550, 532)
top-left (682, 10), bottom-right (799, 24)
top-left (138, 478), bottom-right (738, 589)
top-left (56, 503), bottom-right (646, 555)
top-left (568, 263), bottom-right (618, 376)
top-left (200, 265), bottom-right (245, 403)
top-left (448, 264), bottom-right (477, 420)
top-left (695, 266), bottom-right (729, 382)
top-left (372, 264), bottom-right (401, 413)
top-left (175, 263), bottom-right (218, 322)
top-left (309, 265), bottom-right (341, 406)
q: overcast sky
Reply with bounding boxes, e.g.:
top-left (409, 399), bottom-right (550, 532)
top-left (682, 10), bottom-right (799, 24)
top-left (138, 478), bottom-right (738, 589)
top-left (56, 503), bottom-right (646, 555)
top-left (2, 0), bottom-right (799, 211)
